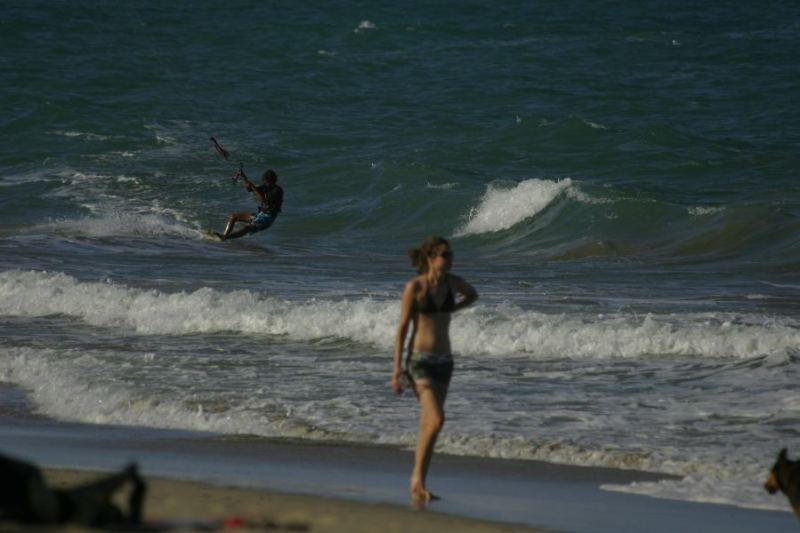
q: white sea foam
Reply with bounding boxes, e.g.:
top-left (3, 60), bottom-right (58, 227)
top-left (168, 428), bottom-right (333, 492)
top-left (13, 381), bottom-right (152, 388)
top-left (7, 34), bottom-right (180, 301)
top-left (760, 281), bottom-right (800, 292)
top-left (426, 181), bottom-right (458, 190)
top-left (354, 20), bottom-right (376, 32)
top-left (689, 206), bottom-right (725, 216)
top-left (40, 212), bottom-right (199, 239)
top-left (0, 346), bottom-right (681, 465)
top-left (0, 347), bottom-right (341, 440)
top-left (438, 428), bottom-right (788, 513)
top-left (0, 169), bottom-right (54, 186)
top-left (457, 178), bottom-right (573, 235)
top-left (434, 432), bottom-right (772, 495)
top-left (114, 175), bottom-right (141, 184)
top-left (40, 167), bottom-right (201, 238)
top-left (454, 307), bottom-right (800, 359)
top-left (602, 476), bottom-right (787, 512)
top-left (0, 270), bottom-right (395, 344)
top-left (566, 187), bottom-right (612, 205)
top-left (584, 119), bottom-right (608, 130)
top-left (48, 130), bottom-right (113, 141)
top-left (2, 270), bottom-right (798, 361)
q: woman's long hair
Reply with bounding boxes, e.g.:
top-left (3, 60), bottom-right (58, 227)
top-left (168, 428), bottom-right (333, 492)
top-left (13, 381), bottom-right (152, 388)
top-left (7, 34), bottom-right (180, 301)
top-left (408, 236), bottom-right (450, 274)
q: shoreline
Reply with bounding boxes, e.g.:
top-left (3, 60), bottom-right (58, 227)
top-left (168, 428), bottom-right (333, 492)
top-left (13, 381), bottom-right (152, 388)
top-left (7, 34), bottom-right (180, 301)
top-left (0, 414), bottom-right (795, 532)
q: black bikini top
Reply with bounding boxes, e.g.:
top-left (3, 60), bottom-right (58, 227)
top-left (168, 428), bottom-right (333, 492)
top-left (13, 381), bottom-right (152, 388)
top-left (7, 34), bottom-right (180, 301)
top-left (417, 280), bottom-right (456, 314)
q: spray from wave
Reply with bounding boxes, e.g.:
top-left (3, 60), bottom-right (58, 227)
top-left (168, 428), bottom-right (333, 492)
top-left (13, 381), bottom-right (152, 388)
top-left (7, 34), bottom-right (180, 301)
top-left (40, 212), bottom-right (200, 239)
top-left (457, 178), bottom-right (572, 235)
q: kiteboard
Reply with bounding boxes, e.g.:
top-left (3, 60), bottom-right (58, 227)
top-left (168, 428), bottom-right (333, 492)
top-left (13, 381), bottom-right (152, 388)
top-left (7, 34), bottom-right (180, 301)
top-left (202, 230), bottom-right (224, 241)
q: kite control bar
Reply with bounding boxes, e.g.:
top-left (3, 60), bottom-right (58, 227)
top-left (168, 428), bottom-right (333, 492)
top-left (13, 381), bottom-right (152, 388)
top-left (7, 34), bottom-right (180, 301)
top-left (234, 162), bottom-right (247, 183)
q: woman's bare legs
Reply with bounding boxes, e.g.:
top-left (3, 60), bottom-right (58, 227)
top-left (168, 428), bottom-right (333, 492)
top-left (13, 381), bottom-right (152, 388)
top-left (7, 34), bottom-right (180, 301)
top-left (410, 380), bottom-right (448, 504)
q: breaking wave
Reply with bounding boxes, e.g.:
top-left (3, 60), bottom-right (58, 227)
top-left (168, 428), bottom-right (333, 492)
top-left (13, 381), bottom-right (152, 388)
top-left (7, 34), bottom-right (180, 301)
top-left (2, 270), bottom-right (798, 361)
top-left (457, 178), bottom-right (573, 235)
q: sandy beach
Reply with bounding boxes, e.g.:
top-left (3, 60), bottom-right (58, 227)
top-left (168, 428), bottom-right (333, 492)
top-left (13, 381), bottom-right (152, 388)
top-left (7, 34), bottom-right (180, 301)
top-left (34, 468), bottom-right (545, 533)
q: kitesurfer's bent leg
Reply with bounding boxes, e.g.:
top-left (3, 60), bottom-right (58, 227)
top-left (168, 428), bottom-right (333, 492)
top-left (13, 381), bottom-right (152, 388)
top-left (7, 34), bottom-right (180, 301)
top-left (217, 212), bottom-right (253, 240)
top-left (221, 224), bottom-right (258, 241)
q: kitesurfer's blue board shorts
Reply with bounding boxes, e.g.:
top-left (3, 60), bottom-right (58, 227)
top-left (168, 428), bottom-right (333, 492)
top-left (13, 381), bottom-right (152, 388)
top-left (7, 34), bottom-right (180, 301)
top-left (250, 211), bottom-right (277, 232)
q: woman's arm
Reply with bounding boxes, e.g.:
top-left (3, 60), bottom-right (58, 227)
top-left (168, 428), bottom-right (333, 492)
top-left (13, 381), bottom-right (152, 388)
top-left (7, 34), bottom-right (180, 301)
top-left (391, 280), bottom-right (416, 394)
top-left (451, 274), bottom-right (478, 312)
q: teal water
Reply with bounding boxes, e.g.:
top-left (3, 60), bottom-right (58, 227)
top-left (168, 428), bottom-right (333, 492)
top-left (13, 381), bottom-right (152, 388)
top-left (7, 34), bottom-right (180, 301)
top-left (1, 1), bottom-right (800, 512)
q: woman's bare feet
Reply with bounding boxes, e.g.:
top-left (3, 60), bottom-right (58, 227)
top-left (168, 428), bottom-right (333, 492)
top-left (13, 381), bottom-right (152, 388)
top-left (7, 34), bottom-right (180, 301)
top-left (410, 477), bottom-right (440, 508)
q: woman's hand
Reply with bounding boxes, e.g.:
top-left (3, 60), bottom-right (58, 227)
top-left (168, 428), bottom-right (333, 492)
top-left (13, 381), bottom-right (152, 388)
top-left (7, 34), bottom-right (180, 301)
top-left (391, 369), bottom-right (402, 394)
top-left (451, 274), bottom-right (478, 311)
top-left (391, 368), bottom-right (407, 395)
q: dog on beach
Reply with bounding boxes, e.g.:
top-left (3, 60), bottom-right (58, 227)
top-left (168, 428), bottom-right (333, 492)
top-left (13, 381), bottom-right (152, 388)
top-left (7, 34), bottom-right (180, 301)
top-left (0, 452), bottom-right (145, 527)
top-left (765, 448), bottom-right (800, 518)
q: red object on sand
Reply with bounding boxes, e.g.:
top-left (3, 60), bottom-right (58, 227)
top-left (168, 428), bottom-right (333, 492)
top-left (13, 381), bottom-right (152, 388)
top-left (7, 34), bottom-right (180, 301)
top-left (223, 516), bottom-right (246, 529)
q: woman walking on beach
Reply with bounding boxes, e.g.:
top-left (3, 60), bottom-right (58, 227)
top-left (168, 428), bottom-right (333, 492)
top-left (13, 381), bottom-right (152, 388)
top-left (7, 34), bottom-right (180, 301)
top-left (392, 236), bottom-right (478, 504)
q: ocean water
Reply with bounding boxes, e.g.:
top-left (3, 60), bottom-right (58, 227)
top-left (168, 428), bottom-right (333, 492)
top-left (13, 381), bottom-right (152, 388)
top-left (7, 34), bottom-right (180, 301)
top-left (2, 0), bottom-right (800, 513)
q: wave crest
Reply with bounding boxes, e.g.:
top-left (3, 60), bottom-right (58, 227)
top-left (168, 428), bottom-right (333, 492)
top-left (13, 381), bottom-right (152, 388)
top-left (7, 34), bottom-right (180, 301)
top-left (457, 178), bottom-right (572, 235)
